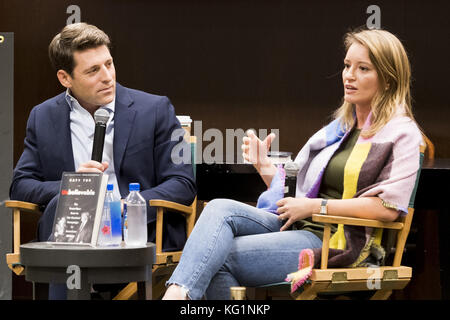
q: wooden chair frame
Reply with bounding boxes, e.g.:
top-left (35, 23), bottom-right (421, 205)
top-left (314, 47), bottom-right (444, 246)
top-left (5, 201), bottom-right (41, 276)
top-left (293, 209), bottom-right (414, 300)
top-left (5, 136), bottom-right (198, 300)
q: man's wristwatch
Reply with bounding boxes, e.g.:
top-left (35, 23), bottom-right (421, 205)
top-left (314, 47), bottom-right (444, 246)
top-left (319, 199), bottom-right (328, 215)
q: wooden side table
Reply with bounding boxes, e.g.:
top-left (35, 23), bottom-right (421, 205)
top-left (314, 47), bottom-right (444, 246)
top-left (20, 242), bottom-right (155, 300)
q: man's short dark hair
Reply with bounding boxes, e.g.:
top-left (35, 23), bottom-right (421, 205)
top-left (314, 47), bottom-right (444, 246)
top-left (48, 22), bottom-right (111, 76)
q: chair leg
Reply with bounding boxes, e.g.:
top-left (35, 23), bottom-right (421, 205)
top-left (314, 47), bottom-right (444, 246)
top-left (112, 282), bottom-right (138, 300)
top-left (370, 289), bottom-right (392, 300)
top-left (33, 282), bottom-right (49, 300)
top-left (253, 288), bottom-right (269, 300)
top-left (152, 273), bottom-right (171, 299)
top-left (137, 281), bottom-right (152, 300)
top-left (294, 283), bottom-right (319, 300)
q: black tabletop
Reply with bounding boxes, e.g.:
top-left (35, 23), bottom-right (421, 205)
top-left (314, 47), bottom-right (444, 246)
top-left (20, 242), bottom-right (156, 268)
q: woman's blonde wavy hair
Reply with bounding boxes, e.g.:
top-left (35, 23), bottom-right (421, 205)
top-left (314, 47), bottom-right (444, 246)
top-left (334, 29), bottom-right (416, 137)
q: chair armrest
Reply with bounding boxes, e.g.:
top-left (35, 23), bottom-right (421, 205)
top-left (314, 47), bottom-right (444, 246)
top-left (5, 200), bottom-right (41, 215)
top-left (4, 200), bottom-right (42, 273)
top-left (151, 198), bottom-right (197, 257)
top-left (314, 214), bottom-right (403, 269)
top-left (312, 214), bottom-right (404, 230)
top-left (149, 199), bottom-right (194, 215)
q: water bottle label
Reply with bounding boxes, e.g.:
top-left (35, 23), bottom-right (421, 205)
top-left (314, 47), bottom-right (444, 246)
top-left (123, 203), bottom-right (128, 240)
top-left (101, 223), bottom-right (111, 235)
top-left (109, 201), bottom-right (122, 240)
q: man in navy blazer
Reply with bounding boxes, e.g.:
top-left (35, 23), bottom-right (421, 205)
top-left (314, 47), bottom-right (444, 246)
top-left (10, 23), bottom-right (196, 252)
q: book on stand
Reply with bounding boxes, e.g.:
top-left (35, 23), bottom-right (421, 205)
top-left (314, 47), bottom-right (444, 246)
top-left (50, 172), bottom-right (108, 246)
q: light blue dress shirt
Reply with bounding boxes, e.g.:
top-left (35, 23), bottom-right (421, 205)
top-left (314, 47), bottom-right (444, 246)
top-left (65, 90), bottom-right (121, 199)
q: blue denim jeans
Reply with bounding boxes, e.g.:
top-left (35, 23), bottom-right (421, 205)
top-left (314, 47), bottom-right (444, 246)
top-left (167, 199), bottom-right (322, 300)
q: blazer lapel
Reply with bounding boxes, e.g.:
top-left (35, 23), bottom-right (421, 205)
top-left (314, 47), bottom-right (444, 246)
top-left (113, 84), bottom-right (136, 174)
top-left (52, 95), bottom-right (75, 171)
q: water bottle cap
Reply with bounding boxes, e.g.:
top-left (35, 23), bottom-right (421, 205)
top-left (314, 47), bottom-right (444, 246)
top-left (129, 183), bottom-right (140, 191)
top-left (107, 184), bottom-right (114, 191)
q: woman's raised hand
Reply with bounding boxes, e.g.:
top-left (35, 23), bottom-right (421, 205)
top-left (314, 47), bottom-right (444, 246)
top-left (242, 130), bottom-right (277, 183)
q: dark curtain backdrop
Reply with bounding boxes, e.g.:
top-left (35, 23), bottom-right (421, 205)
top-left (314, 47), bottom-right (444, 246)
top-left (1, 0), bottom-right (449, 162)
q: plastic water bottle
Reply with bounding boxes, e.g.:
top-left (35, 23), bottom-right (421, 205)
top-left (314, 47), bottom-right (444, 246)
top-left (124, 183), bottom-right (147, 246)
top-left (98, 184), bottom-right (122, 246)
top-left (107, 184), bottom-right (123, 245)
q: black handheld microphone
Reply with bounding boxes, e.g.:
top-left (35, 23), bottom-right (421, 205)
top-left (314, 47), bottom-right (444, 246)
top-left (91, 108), bottom-right (110, 162)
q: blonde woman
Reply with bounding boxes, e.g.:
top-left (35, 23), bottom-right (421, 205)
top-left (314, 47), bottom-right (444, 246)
top-left (164, 29), bottom-right (423, 300)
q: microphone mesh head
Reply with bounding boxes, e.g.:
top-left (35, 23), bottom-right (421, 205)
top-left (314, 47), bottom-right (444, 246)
top-left (94, 108), bottom-right (110, 125)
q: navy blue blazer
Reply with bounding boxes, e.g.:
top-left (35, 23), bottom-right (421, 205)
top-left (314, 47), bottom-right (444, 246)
top-left (10, 83), bottom-right (196, 250)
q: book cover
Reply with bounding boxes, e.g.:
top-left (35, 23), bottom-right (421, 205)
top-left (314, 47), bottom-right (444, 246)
top-left (51, 172), bottom-right (108, 246)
